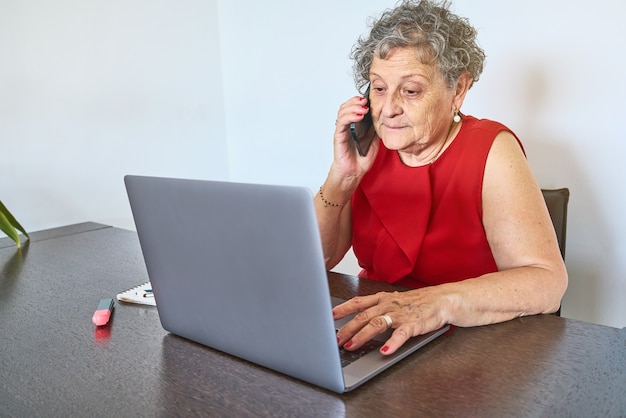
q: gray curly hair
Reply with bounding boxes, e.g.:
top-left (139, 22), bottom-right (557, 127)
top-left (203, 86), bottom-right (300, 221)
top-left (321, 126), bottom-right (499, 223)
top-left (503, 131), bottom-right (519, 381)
top-left (351, 0), bottom-right (485, 93)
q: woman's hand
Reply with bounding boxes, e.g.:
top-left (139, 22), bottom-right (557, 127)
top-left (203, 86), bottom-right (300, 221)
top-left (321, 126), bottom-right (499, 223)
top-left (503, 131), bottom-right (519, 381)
top-left (333, 288), bottom-right (449, 356)
top-left (315, 95), bottom-right (381, 270)
top-left (331, 96), bottom-right (380, 182)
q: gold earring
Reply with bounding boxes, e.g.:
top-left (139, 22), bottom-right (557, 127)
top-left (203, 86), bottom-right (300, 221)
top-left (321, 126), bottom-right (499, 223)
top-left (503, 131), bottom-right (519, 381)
top-left (453, 109), bottom-right (461, 123)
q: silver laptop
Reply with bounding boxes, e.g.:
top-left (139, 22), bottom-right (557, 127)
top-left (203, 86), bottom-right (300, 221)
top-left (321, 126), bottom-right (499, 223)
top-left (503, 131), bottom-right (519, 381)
top-left (124, 175), bottom-right (449, 393)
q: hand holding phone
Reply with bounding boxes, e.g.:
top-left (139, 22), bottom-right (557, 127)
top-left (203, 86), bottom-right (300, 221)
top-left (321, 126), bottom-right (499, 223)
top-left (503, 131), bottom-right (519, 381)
top-left (349, 86), bottom-right (376, 156)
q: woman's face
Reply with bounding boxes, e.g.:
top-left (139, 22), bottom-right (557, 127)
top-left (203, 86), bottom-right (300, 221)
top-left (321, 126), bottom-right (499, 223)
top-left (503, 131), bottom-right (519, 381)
top-left (369, 46), bottom-right (457, 154)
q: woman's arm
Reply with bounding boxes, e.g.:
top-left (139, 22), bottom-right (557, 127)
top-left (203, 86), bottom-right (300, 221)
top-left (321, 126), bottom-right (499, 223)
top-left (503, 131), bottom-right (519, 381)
top-left (316, 95), bottom-right (379, 269)
top-left (334, 130), bottom-right (568, 354)
top-left (315, 185), bottom-right (353, 269)
top-left (459, 130), bottom-right (568, 319)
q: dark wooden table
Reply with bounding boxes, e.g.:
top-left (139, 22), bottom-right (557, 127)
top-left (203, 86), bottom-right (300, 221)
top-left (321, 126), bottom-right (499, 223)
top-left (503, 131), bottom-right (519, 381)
top-left (1, 223), bottom-right (624, 417)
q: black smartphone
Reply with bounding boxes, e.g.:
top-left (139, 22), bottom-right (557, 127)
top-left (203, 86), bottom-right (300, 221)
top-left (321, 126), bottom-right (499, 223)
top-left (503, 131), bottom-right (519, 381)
top-left (349, 86), bottom-right (376, 156)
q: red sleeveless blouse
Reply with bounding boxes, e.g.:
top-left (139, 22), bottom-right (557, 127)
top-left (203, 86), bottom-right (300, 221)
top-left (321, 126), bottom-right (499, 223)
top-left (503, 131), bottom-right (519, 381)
top-left (351, 115), bottom-right (522, 288)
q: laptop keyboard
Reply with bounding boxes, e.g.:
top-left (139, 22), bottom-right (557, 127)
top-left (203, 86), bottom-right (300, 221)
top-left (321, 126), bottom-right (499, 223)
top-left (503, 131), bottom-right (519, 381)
top-left (338, 339), bottom-right (383, 367)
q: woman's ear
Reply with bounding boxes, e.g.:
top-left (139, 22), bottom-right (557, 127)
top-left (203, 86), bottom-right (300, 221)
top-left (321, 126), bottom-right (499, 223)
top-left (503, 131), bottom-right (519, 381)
top-left (453, 72), bottom-right (473, 110)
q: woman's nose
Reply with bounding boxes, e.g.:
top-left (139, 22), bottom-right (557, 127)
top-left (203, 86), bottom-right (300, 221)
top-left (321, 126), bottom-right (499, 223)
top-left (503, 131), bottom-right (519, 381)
top-left (379, 92), bottom-right (403, 118)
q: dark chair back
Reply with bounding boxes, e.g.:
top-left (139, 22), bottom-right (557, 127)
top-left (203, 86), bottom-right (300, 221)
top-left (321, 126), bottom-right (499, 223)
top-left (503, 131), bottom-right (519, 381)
top-left (541, 188), bottom-right (570, 316)
top-left (541, 188), bottom-right (570, 259)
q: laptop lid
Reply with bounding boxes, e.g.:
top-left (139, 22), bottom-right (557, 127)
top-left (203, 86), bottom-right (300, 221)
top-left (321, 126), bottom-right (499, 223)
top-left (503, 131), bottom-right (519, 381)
top-left (124, 175), bottom-right (448, 393)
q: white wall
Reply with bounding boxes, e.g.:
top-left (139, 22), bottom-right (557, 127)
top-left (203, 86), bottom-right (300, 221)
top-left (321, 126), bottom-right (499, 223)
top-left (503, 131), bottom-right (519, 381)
top-left (2, 1), bottom-right (624, 328)
top-left (0, 0), bottom-right (228, 231)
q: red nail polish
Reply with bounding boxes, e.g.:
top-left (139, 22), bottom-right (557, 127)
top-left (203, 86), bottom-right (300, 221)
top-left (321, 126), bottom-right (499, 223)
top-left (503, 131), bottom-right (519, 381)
top-left (344, 340), bottom-right (353, 348)
top-left (356, 113), bottom-right (363, 117)
top-left (361, 105), bottom-right (368, 110)
top-left (381, 346), bottom-right (389, 353)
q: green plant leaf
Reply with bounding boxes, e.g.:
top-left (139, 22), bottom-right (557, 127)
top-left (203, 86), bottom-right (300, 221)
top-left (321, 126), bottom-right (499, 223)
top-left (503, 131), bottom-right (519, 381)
top-left (0, 210), bottom-right (20, 247)
top-left (0, 200), bottom-right (29, 248)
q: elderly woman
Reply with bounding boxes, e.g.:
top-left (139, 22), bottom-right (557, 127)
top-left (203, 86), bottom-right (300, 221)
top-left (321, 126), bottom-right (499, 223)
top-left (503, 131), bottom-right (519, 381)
top-left (316, 0), bottom-right (568, 355)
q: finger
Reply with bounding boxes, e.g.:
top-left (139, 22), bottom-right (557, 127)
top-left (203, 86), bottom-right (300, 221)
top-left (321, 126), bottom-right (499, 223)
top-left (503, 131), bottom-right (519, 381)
top-left (335, 310), bottom-right (374, 347)
top-left (380, 327), bottom-right (412, 356)
top-left (332, 294), bottom-right (380, 320)
top-left (335, 98), bottom-right (370, 130)
top-left (339, 312), bottom-right (394, 351)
